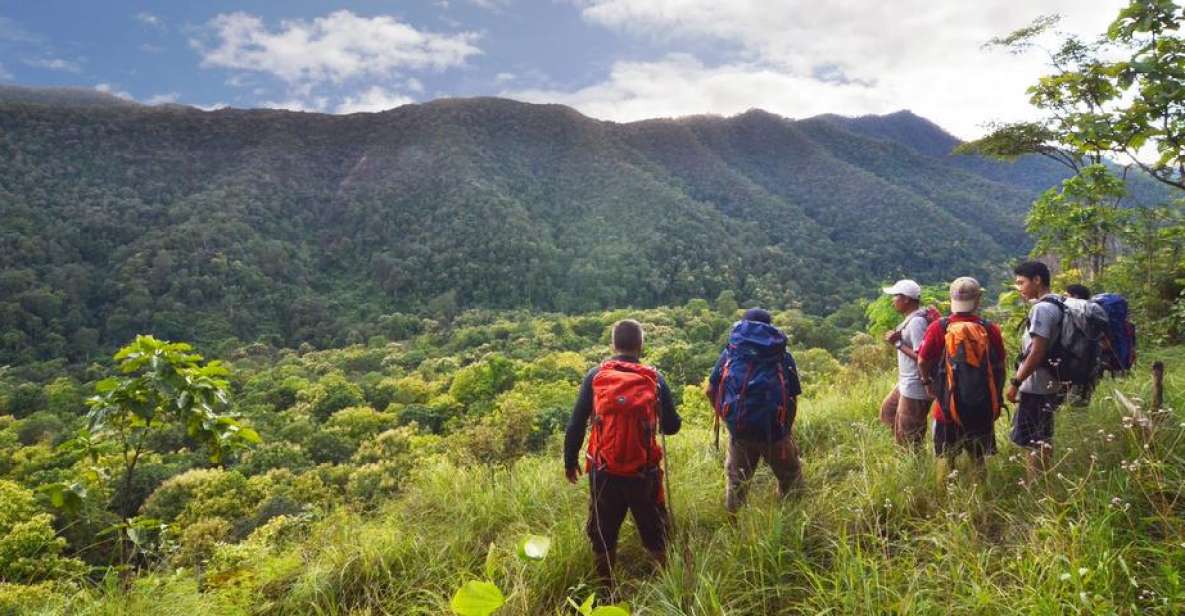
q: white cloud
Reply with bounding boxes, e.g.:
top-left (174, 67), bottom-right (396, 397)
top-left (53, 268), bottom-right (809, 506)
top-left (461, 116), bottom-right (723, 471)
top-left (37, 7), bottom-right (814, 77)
top-left (0, 62), bottom-right (11, 80)
top-left (495, 72), bottom-right (516, 83)
top-left (506, 54), bottom-right (887, 122)
top-left (470, 0), bottom-right (510, 9)
top-left (260, 97), bottom-right (330, 112)
top-left (557, 0), bottom-right (1127, 138)
top-left (95, 83), bottom-right (134, 100)
top-left (135, 12), bottom-right (163, 28)
top-left (195, 102), bottom-right (229, 111)
top-left (24, 57), bottom-right (81, 73)
top-left (335, 86), bottom-right (414, 113)
top-left (196, 10), bottom-right (481, 85)
top-left (406, 77), bottom-right (424, 93)
top-left (145, 92), bottom-right (179, 105)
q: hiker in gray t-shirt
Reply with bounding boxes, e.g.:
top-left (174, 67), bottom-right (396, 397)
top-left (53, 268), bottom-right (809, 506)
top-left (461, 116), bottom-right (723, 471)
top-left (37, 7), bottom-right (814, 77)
top-left (1007, 261), bottom-right (1065, 483)
top-left (878, 279), bottom-right (932, 448)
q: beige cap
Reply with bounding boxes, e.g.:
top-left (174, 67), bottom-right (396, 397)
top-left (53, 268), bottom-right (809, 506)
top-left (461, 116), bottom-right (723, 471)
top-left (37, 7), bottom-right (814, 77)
top-left (949, 277), bottom-right (982, 313)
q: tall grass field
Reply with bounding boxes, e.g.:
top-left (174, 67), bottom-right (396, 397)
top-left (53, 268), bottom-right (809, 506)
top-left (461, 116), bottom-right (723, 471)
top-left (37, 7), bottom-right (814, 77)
top-left (36, 349), bottom-right (1185, 615)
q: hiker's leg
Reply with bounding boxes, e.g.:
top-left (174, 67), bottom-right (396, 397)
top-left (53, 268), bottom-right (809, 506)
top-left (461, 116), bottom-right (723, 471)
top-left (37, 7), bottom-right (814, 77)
top-left (895, 395), bottom-right (930, 450)
top-left (1012, 393), bottom-right (1057, 483)
top-left (933, 421), bottom-right (960, 488)
top-left (768, 434), bottom-right (804, 500)
top-left (586, 473), bottom-right (627, 579)
top-left (630, 470), bottom-right (669, 568)
top-left (880, 386), bottom-right (900, 428)
top-left (725, 437), bottom-right (759, 513)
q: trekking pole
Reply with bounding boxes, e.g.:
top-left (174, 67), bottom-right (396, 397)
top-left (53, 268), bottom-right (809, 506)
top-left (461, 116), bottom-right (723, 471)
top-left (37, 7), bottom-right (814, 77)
top-left (661, 430), bottom-right (675, 534)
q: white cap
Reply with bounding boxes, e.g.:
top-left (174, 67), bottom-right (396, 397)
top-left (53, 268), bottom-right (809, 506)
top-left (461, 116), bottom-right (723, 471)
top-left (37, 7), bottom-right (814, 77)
top-left (882, 279), bottom-right (921, 300)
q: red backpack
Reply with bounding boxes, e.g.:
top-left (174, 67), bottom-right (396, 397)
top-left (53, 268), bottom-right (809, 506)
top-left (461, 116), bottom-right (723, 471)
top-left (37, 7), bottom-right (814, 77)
top-left (585, 360), bottom-right (662, 477)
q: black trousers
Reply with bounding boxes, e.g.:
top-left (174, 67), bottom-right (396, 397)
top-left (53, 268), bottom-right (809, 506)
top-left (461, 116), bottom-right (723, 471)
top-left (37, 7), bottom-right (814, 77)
top-left (586, 469), bottom-right (668, 554)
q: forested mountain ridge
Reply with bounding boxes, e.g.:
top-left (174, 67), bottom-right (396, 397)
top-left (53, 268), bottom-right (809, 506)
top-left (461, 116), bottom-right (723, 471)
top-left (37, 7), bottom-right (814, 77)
top-left (0, 90), bottom-right (1135, 363)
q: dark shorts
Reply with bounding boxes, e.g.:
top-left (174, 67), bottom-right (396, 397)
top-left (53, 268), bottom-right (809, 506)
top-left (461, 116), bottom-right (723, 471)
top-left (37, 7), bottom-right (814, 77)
top-left (934, 420), bottom-right (996, 458)
top-left (586, 469), bottom-right (668, 554)
top-left (1010, 392), bottom-right (1062, 449)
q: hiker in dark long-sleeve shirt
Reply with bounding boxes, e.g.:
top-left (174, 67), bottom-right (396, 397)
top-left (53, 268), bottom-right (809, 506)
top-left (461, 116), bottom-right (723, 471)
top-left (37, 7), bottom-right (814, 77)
top-left (562, 319), bottom-right (682, 587)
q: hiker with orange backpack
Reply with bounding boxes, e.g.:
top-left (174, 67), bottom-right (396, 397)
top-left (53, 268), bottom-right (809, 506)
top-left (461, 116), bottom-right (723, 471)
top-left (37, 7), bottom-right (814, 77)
top-left (917, 278), bottom-right (1006, 482)
top-left (563, 319), bottom-right (682, 584)
top-left (878, 280), bottom-right (940, 449)
top-left (707, 308), bottom-right (803, 514)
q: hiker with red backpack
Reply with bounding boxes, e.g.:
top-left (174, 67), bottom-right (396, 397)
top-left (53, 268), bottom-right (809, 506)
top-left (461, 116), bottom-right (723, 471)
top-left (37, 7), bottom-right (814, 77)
top-left (563, 319), bottom-right (682, 584)
top-left (707, 308), bottom-right (803, 514)
top-left (918, 278), bottom-right (1006, 482)
top-left (1007, 261), bottom-right (1066, 481)
top-left (878, 280), bottom-right (939, 448)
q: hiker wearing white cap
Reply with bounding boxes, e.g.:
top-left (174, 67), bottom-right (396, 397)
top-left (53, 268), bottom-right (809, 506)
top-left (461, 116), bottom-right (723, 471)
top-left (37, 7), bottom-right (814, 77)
top-left (878, 280), bottom-right (936, 448)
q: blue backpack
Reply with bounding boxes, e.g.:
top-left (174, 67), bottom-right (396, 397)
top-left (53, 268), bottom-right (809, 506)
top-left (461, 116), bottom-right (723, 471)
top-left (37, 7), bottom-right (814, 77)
top-left (1092, 293), bottom-right (1136, 371)
top-left (711, 321), bottom-right (800, 440)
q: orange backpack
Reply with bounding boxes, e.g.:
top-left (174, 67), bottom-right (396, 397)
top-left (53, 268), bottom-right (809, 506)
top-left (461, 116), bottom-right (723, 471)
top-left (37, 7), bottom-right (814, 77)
top-left (932, 318), bottom-right (1003, 427)
top-left (586, 360), bottom-right (662, 477)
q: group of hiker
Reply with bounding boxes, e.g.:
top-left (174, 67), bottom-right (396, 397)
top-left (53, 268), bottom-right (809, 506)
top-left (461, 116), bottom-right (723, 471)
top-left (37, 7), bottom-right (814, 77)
top-left (562, 260), bottom-right (1137, 584)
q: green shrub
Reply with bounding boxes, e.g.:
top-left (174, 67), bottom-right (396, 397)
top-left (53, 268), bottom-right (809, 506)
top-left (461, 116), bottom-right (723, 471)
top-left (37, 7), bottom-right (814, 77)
top-left (171, 517), bottom-right (232, 567)
top-left (301, 374), bottom-right (365, 422)
top-left (324, 406), bottom-right (395, 443)
top-left (0, 480), bottom-right (84, 583)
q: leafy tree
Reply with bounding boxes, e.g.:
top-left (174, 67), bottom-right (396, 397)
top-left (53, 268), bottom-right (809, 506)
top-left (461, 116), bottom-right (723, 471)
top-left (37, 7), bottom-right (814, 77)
top-left (1026, 165), bottom-right (1128, 280)
top-left (85, 336), bottom-right (260, 517)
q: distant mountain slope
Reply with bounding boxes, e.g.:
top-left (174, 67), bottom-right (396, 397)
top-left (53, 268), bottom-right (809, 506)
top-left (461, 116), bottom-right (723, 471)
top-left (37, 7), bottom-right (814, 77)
top-left (0, 92), bottom-right (1101, 362)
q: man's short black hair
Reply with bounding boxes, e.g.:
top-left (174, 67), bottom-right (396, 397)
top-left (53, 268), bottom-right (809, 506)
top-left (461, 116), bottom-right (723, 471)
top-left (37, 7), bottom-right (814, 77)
top-left (1014, 261), bottom-right (1052, 287)
top-left (611, 319), bottom-right (644, 354)
top-left (1065, 284), bottom-right (1092, 300)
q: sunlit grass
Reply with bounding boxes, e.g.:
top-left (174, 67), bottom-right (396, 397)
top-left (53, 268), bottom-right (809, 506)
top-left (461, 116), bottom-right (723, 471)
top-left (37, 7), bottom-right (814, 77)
top-left (55, 349), bottom-right (1185, 615)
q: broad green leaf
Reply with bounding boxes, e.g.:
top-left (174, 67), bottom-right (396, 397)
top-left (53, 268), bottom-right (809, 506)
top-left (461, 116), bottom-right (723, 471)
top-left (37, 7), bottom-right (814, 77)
top-left (591, 607), bottom-right (630, 616)
top-left (450, 580), bottom-right (505, 616)
top-left (517, 535), bottom-right (551, 561)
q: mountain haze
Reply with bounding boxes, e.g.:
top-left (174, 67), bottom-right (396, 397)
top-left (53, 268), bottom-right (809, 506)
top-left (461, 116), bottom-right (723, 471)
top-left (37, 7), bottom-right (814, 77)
top-left (0, 90), bottom-right (1086, 362)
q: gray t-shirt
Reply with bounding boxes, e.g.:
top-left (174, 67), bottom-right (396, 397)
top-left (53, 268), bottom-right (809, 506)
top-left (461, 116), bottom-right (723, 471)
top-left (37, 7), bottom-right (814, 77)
top-left (1020, 294), bottom-right (1063, 395)
top-left (897, 311), bottom-right (931, 400)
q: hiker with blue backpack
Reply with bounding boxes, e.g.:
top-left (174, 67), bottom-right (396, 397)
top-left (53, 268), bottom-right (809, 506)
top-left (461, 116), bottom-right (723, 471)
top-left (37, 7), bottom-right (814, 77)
top-left (1092, 292), bottom-right (1137, 377)
top-left (706, 308), bottom-right (803, 514)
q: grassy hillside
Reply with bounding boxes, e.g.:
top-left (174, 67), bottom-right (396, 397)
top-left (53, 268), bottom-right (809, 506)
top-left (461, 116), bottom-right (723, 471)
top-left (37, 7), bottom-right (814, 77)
top-left (20, 346), bottom-right (1183, 615)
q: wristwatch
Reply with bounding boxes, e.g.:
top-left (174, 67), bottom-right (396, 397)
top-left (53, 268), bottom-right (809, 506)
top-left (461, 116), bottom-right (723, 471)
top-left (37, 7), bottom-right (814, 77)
top-left (1010, 377), bottom-right (1023, 388)
top-left (894, 341), bottom-right (904, 350)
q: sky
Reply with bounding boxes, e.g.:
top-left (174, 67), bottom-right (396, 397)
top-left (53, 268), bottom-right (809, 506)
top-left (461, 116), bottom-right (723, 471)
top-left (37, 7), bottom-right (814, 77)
top-left (0, 0), bottom-right (1128, 139)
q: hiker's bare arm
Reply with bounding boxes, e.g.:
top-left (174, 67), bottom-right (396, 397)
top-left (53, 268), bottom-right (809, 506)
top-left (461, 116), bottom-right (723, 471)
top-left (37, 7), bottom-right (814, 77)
top-left (897, 343), bottom-right (919, 362)
top-left (1015, 335), bottom-right (1049, 383)
top-left (918, 358), bottom-right (937, 398)
top-left (1007, 335), bottom-right (1049, 402)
